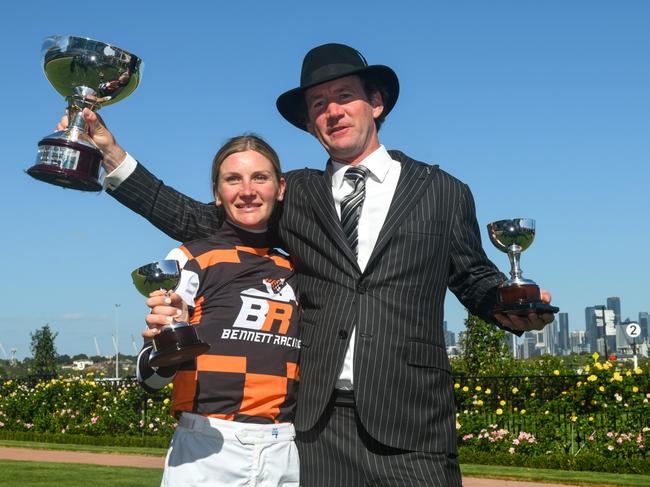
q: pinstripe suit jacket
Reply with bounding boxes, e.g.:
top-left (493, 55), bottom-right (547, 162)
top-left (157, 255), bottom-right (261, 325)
top-left (109, 149), bottom-right (504, 453)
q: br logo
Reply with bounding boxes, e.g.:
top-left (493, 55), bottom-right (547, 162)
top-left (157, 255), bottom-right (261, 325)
top-left (233, 279), bottom-right (297, 334)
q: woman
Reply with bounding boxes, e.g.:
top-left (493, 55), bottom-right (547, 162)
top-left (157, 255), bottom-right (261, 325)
top-left (139, 135), bottom-right (300, 486)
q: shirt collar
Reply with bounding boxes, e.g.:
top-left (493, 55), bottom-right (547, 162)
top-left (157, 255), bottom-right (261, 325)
top-left (331, 145), bottom-right (393, 189)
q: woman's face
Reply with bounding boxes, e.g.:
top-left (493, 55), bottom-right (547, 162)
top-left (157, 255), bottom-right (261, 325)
top-left (215, 150), bottom-right (285, 231)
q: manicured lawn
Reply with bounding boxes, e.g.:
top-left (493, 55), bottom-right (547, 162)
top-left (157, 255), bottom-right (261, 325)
top-left (461, 464), bottom-right (650, 486)
top-left (0, 460), bottom-right (162, 487)
top-left (0, 439), bottom-right (166, 457)
top-left (2, 441), bottom-right (649, 486)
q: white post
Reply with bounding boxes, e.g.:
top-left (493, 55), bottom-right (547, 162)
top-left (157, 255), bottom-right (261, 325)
top-left (115, 304), bottom-right (121, 379)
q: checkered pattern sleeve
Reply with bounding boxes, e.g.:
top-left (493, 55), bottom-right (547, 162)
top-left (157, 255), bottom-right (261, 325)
top-left (136, 344), bottom-right (178, 393)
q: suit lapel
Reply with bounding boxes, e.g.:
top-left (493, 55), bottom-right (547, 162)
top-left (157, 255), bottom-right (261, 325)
top-left (365, 152), bottom-right (436, 269)
top-left (305, 163), bottom-right (360, 271)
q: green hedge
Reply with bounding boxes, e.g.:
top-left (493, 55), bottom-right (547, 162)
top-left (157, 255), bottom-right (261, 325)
top-left (0, 430), bottom-right (170, 448)
top-left (459, 447), bottom-right (650, 475)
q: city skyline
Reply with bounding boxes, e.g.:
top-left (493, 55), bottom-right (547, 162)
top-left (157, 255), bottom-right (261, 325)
top-left (2, 2), bottom-right (649, 359)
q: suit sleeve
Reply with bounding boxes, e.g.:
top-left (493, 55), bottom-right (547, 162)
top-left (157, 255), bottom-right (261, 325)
top-left (106, 162), bottom-right (223, 242)
top-left (447, 183), bottom-right (512, 331)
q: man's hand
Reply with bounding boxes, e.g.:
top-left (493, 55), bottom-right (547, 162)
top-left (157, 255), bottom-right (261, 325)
top-left (494, 289), bottom-right (555, 332)
top-left (143, 290), bottom-right (188, 339)
top-left (56, 108), bottom-right (127, 172)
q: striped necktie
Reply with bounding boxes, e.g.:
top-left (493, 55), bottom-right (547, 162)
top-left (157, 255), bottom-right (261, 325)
top-left (340, 165), bottom-right (369, 256)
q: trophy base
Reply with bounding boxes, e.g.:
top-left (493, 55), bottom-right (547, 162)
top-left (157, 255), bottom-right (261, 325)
top-left (149, 326), bottom-right (210, 368)
top-left (494, 301), bottom-right (560, 316)
top-left (495, 283), bottom-right (559, 316)
top-left (27, 138), bottom-right (103, 192)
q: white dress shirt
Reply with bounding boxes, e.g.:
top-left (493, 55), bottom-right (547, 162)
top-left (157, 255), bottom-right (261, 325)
top-left (330, 145), bottom-right (401, 389)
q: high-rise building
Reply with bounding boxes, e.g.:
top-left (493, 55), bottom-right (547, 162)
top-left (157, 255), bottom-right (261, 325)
top-left (542, 319), bottom-right (557, 356)
top-left (607, 297), bottom-right (621, 326)
top-left (594, 307), bottom-right (617, 356)
top-left (585, 306), bottom-right (598, 353)
top-left (558, 313), bottom-right (570, 354)
top-left (639, 312), bottom-right (649, 338)
top-left (569, 330), bottom-right (588, 354)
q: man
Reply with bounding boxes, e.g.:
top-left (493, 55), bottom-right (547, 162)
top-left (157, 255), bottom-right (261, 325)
top-left (67, 43), bottom-right (554, 485)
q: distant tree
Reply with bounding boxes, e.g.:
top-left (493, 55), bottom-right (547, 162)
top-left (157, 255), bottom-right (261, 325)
top-left (29, 324), bottom-right (59, 376)
top-left (72, 353), bottom-right (89, 361)
top-left (458, 312), bottom-right (511, 376)
top-left (56, 354), bottom-right (72, 365)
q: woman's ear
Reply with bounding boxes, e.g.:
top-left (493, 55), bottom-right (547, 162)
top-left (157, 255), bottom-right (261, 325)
top-left (277, 177), bottom-right (287, 201)
top-left (213, 182), bottom-right (222, 206)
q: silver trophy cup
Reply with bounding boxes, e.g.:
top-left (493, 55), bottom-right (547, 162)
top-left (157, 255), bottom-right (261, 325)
top-left (27, 36), bottom-right (143, 191)
top-left (487, 218), bottom-right (559, 316)
top-left (131, 260), bottom-right (210, 367)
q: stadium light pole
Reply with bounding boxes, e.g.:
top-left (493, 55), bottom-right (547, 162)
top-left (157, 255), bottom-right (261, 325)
top-left (115, 304), bottom-right (121, 379)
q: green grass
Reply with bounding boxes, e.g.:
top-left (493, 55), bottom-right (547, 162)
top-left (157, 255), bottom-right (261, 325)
top-left (2, 441), bottom-right (649, 486)
top-left (0, 439), bottom-right (166, 457)
top-left (461, 464), bottom-right (650, 486)
top-left (0, 460), bottom-right (162, 487)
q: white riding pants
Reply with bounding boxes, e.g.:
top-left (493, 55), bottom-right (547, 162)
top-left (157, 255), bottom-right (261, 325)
top-left (161, 412), bottom-right (299, 487)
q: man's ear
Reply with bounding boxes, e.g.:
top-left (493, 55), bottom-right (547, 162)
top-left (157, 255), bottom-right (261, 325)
top-left (370, 90), bottom-right (384, 120)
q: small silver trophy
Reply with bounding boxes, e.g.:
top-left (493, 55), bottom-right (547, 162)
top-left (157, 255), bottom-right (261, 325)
top-left (27, 36), bottom-right (143, 191)
top-left (487, 218), bottom-right (559, 315)
top-left (131, 260), bottom-right (210, 367)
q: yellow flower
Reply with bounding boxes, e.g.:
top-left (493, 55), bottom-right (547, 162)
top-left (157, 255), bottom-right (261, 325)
top-left (496, 408), bottom-right (503, 415)
top-left (585, 365), bottom-right (591, 372)
top-left (454, 383), bottom-right (460, 389)
top-left (462, 386), bottom-right (469, 392)
top-left (485, 388), bottom-right (491, 395)
top-left (626, 370), bottom-right (632, 377)
top-left (611, 372), bottom-right (622, 382)
top-left (587, 375), bottom-right (597, 382)
top-left (475, 386), bottom-right (482, 392)
top-left (476, 400), bottom-right (484, 406)
top-left (500, 400), bottom-right (506, 406)
top-left (592, 352), bottom-right (600, 361)
top-left (570, 415), bottom-right (577, 422)
top-left (595, 362), bottom-right (603, 370)
top-left (636, 367), bottom-right (643, 374)
top-left (633, 386), bottom-right (639, 393)
top-left (553, 369), bottom-right (560, 376)
top-left (530, 392), bottom-right (536, 397)
top-left (512, 387), bottom-right (519, 394)
top-left (520, 409), bottom-right (526, 415)
top-left (163, 398), bottom-right (170, 405)
top-left (576, 381), bottom-right (583, 387)
top-left (544, 410), bottom-right (550, 415)
top-left (561, 391), bottom-right (567, 395)
top-left (456, 421), bottom-right (461, 429)
top-left (598, 386), bottom-right (605, 392)
top-left (588, 416), bottom-right (594, 422)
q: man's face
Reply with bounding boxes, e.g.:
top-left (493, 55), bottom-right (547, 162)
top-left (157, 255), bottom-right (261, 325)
top-left (305, 75), bottom-right (384, 165)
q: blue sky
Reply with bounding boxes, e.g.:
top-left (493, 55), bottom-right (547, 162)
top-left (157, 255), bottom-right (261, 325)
top-left (1, 1), bottom-right (648, 359)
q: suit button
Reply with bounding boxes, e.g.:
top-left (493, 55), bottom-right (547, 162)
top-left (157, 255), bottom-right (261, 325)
top-left (338, 330), bottom-right (349, 340)
top-left (357, 283), bottom-right (367, 294)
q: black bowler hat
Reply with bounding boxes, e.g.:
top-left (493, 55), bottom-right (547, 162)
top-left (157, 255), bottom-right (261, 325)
top-left (276, 43), bottom-right (400, 131)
